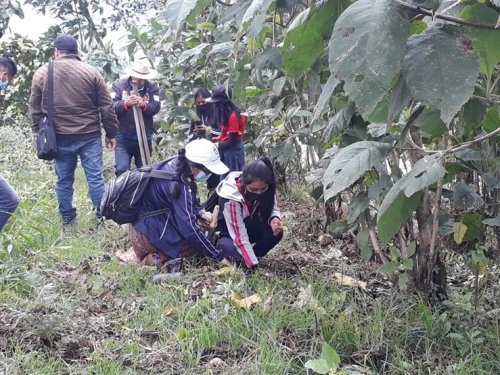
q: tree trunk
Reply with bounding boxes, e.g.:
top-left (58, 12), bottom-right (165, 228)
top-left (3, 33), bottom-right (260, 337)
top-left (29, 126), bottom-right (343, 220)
top-left (408, 126), bottom-right (448, 300)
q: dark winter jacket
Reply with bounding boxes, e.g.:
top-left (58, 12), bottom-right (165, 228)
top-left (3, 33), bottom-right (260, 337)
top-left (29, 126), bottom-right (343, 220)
top-left (133, 157), bottom-right (224, 260)
top-left (29, 55), bottom-right (118, 141)
top-left (111, 77), bottom-right (161, 138)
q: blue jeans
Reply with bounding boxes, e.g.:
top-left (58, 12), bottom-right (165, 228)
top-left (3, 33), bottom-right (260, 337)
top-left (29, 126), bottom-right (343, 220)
top-left (0, 174), bottom-right (19, 231)
top-left (54, 137), bottom-right (104, 224)
top-left (220, 141), bottom-right (244, 180)
top-left (115, 133), bottom-right (152, 176)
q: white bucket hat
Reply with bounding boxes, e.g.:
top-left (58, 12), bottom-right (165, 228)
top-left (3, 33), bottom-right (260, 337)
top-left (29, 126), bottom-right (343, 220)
top-left (125, 63), bottom-right (157, 80)
top-left (185, 139), bottom-right (229, 175)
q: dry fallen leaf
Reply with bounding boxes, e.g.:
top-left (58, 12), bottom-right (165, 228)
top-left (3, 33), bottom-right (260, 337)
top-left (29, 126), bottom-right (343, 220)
top-left (164, 307), bottom-right (178, 317)
top-left (294, 285), bottom-right (325, 314)
top-left (208, 357), bottom-right (226, 368)
top-left (333, 273), bottom-right (367, 290)
top-left (262, 296), bottom-right (273, 313)
top-left (212, 266), bottom-right (237, 276)
top-left (231, 292), bottom-right (262, 309)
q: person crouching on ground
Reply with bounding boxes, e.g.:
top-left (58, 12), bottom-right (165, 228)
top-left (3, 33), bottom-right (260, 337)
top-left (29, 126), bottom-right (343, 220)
top-left (216, 157), bottom-right (284, 269)
top-left (116, 139), bottom-right (231, 268)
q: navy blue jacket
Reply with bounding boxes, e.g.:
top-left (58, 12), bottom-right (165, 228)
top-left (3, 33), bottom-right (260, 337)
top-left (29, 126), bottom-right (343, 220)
top-left (133, 157), bottom-right (224, 261)
top-left (111, 77), bottom-right (161, 137)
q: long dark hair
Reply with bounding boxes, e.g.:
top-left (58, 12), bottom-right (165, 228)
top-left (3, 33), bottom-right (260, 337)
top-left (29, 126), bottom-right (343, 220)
top-left (172, 148), bottom-right (196, 198)
top-left (194, 88), bottom-right (219, 130)
top-left (212, 86), bottom-right (242, 129)
top-left (240, 157), bottom-right (276, 220)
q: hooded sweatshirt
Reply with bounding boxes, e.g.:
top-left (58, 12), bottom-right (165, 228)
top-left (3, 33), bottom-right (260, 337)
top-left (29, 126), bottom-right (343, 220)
top-left (216, 172), bottom-right (281, 267)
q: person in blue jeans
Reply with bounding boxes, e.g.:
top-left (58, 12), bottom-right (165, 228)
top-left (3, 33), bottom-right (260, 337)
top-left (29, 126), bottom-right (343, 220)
top-left (0, 57), bottom-right (19, 230)
top-left (29, 35), bottom-right (118, 225)
top-left (204, 85), bottom-right (246, 179)
top-left (111, 63), bottom-right (161, 176)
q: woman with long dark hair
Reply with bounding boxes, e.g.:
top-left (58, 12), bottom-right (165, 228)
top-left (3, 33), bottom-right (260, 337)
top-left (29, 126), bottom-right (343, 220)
top-left (116, 139), bottom-right (231, 268)
top-left (204, 85), bottom-right (246, 176)
top-left (188, 88), bottom-right (220, 142)
top-left (216, 157), bottom-right (284, 268)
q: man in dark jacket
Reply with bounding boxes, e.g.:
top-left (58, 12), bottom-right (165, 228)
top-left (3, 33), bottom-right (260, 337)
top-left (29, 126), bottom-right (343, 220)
top-left (111, 63), bottom-right (161, 176)
top-left (29, 34), bottom-right (119, 225)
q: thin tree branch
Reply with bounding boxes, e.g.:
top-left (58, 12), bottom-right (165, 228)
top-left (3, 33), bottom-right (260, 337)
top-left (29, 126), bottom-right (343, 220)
top-left (427, 176), bottom-right (443, 283)
top-left (215, 0), bottom-right (233, 6)
top-left (394, 0), bottom-right (500, 30)
top-left (364, 212), bottom-right (388, 264)
top-left (446, 126), bottom-right (500, 154)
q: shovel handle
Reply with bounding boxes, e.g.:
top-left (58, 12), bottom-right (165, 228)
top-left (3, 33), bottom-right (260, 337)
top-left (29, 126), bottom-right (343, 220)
top-left (210, 205), bottom-right (220, 229)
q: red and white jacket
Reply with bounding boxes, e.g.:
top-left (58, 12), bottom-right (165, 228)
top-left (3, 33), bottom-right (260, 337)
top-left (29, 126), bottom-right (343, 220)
top-left (216, 172), bottom-right (281, 268)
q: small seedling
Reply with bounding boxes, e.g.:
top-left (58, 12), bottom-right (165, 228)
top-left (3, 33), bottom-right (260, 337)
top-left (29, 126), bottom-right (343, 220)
top-left (304, 342), bottom-right (342, 374)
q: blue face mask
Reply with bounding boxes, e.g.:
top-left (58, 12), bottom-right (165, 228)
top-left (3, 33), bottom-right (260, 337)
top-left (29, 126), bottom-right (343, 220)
top-left (194, 171), bottom-right (212, 183)
top-left (0, 77), bottom-right (8, 90)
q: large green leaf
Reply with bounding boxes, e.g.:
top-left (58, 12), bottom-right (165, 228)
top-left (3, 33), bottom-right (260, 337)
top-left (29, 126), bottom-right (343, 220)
top-left (387, 74), bottom-right (412, 124)
top-left (460, 5), bottom-right (500, 80)
top-left (177, 43), bottom-right (209, 64)
top-left (218, 0), bottom-right (252, 25)
top-left (403, 26), bottom-right (479, 124)
top-left (323, 141), bottom-right (392, 201)
top-left (283, 0), bottom-right (348, 78)
top-left (239, 0), bottom-right (274, 31)
top-left (452, 182), bottom-right (484, 209)
top-left (378, 177), bottom-right (422, 244)
top-left (347, 192), bottom-right (369, 224)
top-left (313, 75), bottom-right (340, 120)
top-left (329, 0), bottom-right (410, 118)
top-left (304, 359), bottom-right (330, 374)
top-left (356, 230), bottom-right (372, 260)
top-left (414, 108), bottom-right (448, 138)
top-left (164, 0), bottom-right (200, 30)
top-left (454, 212), bottom-right (482, 244)
top-left (321, 342), bottom-right (340, 370)
top-left (323, 101), bottom-right (356, 141)
top-left (398, 154), bottom-right (446, 197)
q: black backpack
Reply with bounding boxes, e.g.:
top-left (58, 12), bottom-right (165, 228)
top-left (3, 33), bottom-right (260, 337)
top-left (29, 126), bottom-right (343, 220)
top-left (100, 164), bottom-right (177, 225)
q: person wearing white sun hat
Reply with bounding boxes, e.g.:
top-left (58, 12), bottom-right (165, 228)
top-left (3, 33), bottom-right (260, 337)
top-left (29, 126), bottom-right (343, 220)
top-left (116, 139), bottom-right (232, 269)
top-left (111, 62), bottom-right (161, 176)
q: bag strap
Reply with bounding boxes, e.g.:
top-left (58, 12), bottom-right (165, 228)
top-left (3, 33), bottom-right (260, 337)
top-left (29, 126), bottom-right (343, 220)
top-left (149, 170), bottom-right (177, 179)
top-left (48, 61), bottom-right (54, 128)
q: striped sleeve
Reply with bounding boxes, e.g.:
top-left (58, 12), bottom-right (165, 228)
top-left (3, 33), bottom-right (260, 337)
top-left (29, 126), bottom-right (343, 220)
top-left (268, 193), bottom-right (281, 223)
top-left (223, 201), bottom-right (258, 267)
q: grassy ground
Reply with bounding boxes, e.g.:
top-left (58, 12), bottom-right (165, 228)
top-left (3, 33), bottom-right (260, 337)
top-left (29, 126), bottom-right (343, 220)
top-left (0, 128), bottom-right (499, 374)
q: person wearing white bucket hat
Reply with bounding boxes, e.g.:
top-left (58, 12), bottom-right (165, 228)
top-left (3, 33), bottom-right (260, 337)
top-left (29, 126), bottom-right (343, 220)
top-left (116, 139), bottom-right (232, 269)
top-left (111, 62), bottom-right (161, 176)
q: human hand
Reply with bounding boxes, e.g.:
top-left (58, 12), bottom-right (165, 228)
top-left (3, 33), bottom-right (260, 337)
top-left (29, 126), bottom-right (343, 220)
top-left (221, 258), bottom-right (232, 267)
top-left (137, 96), bottom-right (147, 109)
top-left (106, 137), bottom-right (116, 150)
top-left (270, 217), bottom-right (284, 236)
top-left (126, 95), bottom-right (140, 107)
